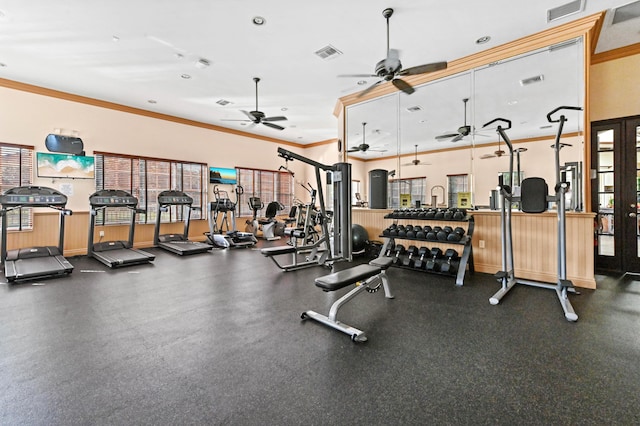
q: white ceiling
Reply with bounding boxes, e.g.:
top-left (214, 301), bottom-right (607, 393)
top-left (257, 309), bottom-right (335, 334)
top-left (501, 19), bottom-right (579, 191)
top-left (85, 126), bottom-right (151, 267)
top-left (0, 0), bottom-right (638, 153)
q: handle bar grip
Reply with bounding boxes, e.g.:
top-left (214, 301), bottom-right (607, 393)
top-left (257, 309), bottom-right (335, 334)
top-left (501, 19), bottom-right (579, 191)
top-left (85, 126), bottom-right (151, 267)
top-left (482, 118), bottom-right (511, 130)
top-left (546, 106), bottom-right (582, 123)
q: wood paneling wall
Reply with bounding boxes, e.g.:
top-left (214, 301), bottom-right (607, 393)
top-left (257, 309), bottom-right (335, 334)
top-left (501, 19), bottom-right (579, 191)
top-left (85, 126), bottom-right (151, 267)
top-left (4, 211), bottom-right (210, 257)
top-left (353, 208), bottom-right (596, 289)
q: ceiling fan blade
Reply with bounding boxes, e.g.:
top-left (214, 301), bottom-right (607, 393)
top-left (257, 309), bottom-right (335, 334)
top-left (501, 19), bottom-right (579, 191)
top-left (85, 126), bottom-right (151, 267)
top-left (261, 122), bottom-right (285, 131)
top-left (338, 73), bottom-right (378, 78)
top-left (241, 110), bottom-right (258, 122)
top-left (357, 80), bottom-right (383, 98)
top-left (480, 153), bottom-right (496, 159)
top-left (263, 116), bottom-right (287, 122)
top-left (392, 78), bottom-right (415, 95)
top-left (435, 132), bottom-right (460, 140)
top-left (399, 61), bottom-right (448, 76)
top-left (450, 134), bottom-right (465, 142)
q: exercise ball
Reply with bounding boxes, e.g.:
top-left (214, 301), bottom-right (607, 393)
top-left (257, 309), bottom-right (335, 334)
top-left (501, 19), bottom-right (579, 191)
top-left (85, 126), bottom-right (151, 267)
top-left (352, 224), bottom-right (369, 252)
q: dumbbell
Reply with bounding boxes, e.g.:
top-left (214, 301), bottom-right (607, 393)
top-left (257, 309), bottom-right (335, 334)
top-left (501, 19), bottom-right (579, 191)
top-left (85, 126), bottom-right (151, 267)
top-left (392, 244), bottom-right (406, 265)
top-left (397, 225), bottom-right (407, 238)
top-left (437, 226), bottom-right (453, 241)
top-left (384, 241), bottom-right (396, 257)
top-left (425, 209), bottom-right (436, 219)
top-left (453, 209), bottom-right (466, 220)
top-left (425, 247), bottom-right (443, 271)
top-left (415, 225), bottom-right (426, 240)
top-left (426, 226), bottom-right (440, 241)
top-left (402, 245), bottom-right (419, 267)
top-left (440, 248), bottom-right (459, 274)
top-left (444, 209), bottom-right (454, 220)
top-left (434, 209), bottom-right (445, 219)
top-left (413, 247), bottom-right (430, 269)
top-left (406, 225), bottom-right (416, 239)
top-left (447, 226), bottom-right (466, 242)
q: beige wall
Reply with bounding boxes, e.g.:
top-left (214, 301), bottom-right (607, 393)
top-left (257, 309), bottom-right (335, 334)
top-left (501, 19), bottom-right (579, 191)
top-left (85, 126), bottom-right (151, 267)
top-left (0, 85), bottom-right (335, 214)
top-left (590, 53), bottom-right (640, 121)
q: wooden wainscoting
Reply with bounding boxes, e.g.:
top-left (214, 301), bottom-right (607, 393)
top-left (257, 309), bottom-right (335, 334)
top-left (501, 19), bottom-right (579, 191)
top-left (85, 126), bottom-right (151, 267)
top-left (4, 211), bottom-right (211, 257)
top-left (352, 208), bottom-right (596, 288)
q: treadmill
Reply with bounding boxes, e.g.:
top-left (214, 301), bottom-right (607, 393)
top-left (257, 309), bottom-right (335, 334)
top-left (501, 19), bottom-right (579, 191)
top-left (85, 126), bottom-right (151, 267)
top-left (88, 189), bottom-right (155, 267)
top-left (154, 190), bottom-right (212, 255)
top-left (1, 186), bottom-right (74, 283)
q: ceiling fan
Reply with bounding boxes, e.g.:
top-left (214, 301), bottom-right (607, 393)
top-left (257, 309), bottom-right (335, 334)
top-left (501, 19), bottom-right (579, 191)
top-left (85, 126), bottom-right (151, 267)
top-left (403, 144), bottom-right (431, 166)
top-left (480, 135), bottom-right (506, 159)
top-left (223, 77), bottom-right (287, 130)
top-left (348, 122), bottom-right (388, 153)
top-left (436, 98), bottom-right (474, 142)
top-left (339, 8), bottom-right (447, 98)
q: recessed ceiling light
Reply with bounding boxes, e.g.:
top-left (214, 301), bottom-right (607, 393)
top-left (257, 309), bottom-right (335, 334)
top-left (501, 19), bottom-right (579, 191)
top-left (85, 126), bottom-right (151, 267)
top-left (476, 36), bottom-right (491, 44)
top-left (0, 62), bottom-right (6, 68)
top-left (281, 107), bottom-right (288, 111)
top-left (195, 58), bottom-right (210, 69)
top-left (181, 74), bottom-right (191, 79)
top-left (507, 100), bottom-right (518, 106)
top-left (112, 35), bottom-right (120, 42)
top-left (357, 80), bottom-right (367, 86)
top-left (147, 99), bottom-right (157, 104)
top-left (252, 16), bottom-right (266, 25)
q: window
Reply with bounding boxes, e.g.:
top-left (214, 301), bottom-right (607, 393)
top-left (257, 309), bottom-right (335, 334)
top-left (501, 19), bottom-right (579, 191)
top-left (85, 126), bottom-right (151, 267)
top-left (388, 177), bottom-right (426, 209)
top-left (447, 174), bottom-right (469, 207)
top-left (351, 180), bottom-right (361, 205)
top-left (0, 143), bottom-right (34, 230)
top-left (237, 168), bottom-right (294, 217)
top-left (95, 152), bottom-right (207, 225)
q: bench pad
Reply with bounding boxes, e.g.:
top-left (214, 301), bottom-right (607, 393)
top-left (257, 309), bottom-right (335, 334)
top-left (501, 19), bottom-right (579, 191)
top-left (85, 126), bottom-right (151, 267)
top-left (315, 264), bottom-right (382, 291)
top-left (261, 245), bottom-right (297, 256)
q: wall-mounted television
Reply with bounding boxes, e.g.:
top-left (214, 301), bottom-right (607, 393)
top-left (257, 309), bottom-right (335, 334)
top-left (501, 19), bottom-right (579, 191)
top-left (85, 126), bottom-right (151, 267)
top-left (209, 166), bottom-right (237, 185)
top-left (36, 152), bottom-right (95, 179)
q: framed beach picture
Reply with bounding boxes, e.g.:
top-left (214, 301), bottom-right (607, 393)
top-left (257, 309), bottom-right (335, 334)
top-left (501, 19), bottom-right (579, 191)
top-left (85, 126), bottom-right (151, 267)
top-left (36, 152), bottom-right (95, 179)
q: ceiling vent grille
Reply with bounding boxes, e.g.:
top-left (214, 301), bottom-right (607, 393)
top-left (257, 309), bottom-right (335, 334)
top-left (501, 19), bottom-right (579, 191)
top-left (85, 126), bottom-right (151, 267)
top-left (406, 106), bottom-right (422, 112)
top-left (315, 45), bottom-right (343, 60)
top-left (612, 0), bottom-right (640, 25)
top-left (216, 99), bottom-right (232, 106)
top-left (520, 75), bottom-right (544, 86)
top-left (547, 0), bottom-right (584, 22)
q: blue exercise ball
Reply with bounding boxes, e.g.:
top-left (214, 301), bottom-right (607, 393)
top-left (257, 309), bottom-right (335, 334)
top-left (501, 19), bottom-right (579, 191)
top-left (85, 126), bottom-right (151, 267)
top-left (352, 224), bottom-right (369, 252)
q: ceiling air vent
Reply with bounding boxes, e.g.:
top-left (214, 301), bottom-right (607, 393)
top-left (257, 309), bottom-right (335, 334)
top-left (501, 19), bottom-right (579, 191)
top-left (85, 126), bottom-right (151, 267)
top-left (315, 45), bottom-right (343, 60)
top-left (216, 99), bottom-right (232, 106)
top-left (547, 0), bottom-right (584, 22)
top-left (406, 105), bottom-right (422, 112)
top-left (612, 0), bottom-right (640, 25)
top-left (520, 75), bottom-right (544, 86)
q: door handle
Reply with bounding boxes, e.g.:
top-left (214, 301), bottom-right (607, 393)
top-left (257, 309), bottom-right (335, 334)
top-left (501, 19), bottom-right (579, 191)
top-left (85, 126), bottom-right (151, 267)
top-left (629, 212), bottom-right (637, 218)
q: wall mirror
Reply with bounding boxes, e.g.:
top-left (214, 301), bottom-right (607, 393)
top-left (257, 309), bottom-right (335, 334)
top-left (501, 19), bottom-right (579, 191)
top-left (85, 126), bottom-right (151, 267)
top-left (345, 35), bottom-right (585, 209)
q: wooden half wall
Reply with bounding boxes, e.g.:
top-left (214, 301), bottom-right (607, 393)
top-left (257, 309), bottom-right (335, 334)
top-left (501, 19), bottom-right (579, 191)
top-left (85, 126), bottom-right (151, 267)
top-left (352, 208), bottom-right (596, 289)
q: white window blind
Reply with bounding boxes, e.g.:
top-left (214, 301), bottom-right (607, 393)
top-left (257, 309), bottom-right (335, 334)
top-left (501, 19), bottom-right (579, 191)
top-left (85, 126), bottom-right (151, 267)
top-left (0, 143), bottom-right (34, 230)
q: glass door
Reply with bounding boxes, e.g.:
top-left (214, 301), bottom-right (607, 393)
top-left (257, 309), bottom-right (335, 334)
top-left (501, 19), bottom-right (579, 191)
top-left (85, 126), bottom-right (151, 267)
top-left (592, 117), bottom-right (640, 273)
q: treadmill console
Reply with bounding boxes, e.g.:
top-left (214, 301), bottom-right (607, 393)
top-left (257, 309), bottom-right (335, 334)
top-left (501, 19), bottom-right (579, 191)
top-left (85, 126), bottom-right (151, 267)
top-left (158, 191), bottom-right (193, 206)
top-left (89, 190), bottom-right (138, 208)
top-left (0, 186), bottom-right (67, 207)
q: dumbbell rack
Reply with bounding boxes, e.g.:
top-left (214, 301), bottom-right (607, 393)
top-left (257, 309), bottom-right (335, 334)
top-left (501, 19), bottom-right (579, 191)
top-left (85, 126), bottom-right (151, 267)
top-left (378, 209), bottom-right (475, 286)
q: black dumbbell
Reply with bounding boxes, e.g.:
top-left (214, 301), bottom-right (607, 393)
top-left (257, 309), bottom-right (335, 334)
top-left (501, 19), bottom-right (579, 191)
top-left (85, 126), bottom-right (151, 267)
top-left (447, 227), bottom-right (466, 242)
top-left (426, 226), bottom-right (440, 241)
top-left (402, 245), bottom-right (419, 267)
top-left (413, 247), bottom-right (430, 269)
top-left (444, 209), bottom-right (454, 220)
top-left (425, 209), bottom-right (436, 219)
top-left (392, 244), bottom-right (406, 265)
top-left (453, 209), bottom-right (466, 220)
top-left (440, 248), bottom-right (459, 274)
top-left (426, 247), bottom-right (443, 271)
top-left (397, 225), bottom-right (406, 238)
top-left (384, 241), bottom-right (396, 257)
top-left (434, 209), bottom-right (445, 219)
top-left (437, 226), bottom-right (453, 241)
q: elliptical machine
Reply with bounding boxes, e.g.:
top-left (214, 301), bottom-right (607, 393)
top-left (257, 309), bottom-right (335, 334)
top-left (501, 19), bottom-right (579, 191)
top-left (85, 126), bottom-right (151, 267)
top-left (205, 185), bottom-right (257, 248)
top-left (485, 106), bottom-right (582, 322)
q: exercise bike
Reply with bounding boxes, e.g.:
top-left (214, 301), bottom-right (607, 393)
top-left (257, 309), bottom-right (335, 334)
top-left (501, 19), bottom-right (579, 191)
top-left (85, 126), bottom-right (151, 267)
top-left (205, 185), bottom-right (257, 248)
top-left (246, 197), bottom-right (285, 241)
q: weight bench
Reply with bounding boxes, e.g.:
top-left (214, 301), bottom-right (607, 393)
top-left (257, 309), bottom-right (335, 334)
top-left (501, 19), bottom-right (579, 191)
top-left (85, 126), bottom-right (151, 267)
top-left (261, 243), bottom-right (329, 272)
top-left (301, 257), bottom-right (394, 342)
